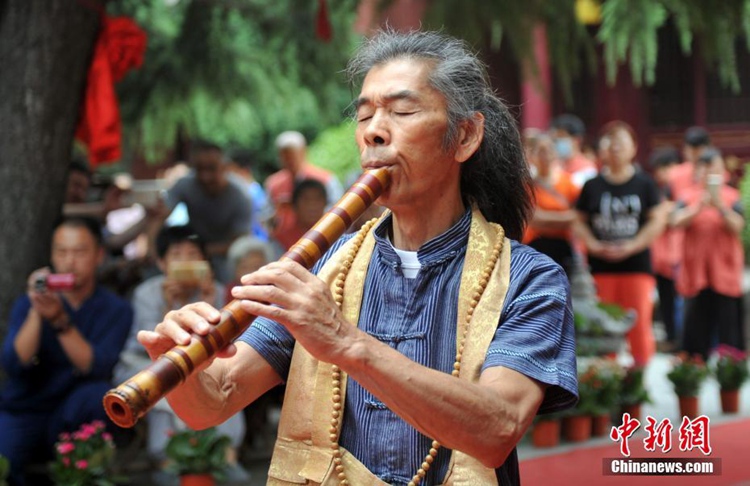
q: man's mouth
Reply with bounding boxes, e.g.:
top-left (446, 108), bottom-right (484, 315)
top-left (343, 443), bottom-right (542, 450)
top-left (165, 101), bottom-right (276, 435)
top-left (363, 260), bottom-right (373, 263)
top-left (362, 161), bottom-right (394, 170)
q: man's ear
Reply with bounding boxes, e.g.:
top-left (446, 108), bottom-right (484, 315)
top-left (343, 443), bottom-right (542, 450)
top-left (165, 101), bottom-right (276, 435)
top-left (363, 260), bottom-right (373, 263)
top-left (454, 112), bottom-right (485, 164)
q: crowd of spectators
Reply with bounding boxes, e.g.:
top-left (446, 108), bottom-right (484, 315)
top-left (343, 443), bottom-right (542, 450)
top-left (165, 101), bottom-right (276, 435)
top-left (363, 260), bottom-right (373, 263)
top-left (0, 130), bottom-right (344, 485)
top-left (525, 116), bottom-right (747, 367)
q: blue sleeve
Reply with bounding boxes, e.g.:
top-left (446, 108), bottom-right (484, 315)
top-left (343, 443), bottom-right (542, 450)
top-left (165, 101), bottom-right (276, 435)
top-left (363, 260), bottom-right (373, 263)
top-left (482, 244), bottom-right (578, 414)
top-left (86, 297), bottom-right (133, 380)
top-left (1, 296), bottom-right (34, 377)
top-left (237, 316), bottom-right (295, 381)
top-left (236, 234), bottom-right (355, 381)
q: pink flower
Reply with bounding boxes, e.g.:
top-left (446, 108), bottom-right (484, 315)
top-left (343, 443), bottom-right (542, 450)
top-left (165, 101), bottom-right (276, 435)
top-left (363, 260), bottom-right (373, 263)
top-left (81, 424), bottom-right (97, 436)
top-left (716, 344), bottom-right (746, 361)
top-left (57, 442), bottom-right (75, 455)
top-left (73, 430), bottom-right (92, 441)
top-left (75, 460), bottom-right (88, 470)
top-left (102, 432), bottom-right (113, 442)
top-left (59, 433), bottom-right (71, 441)
top-left (62, 457), bottom-right (70, 467)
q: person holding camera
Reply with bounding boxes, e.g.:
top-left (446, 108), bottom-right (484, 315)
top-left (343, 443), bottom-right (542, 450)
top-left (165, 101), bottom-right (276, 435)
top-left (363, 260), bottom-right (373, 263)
top-left (671, 147), bottom-right (746, 360)
top-left (0, 217), bottom-right (133, 486)
top-left (113, 224), bottom-right (248, 482)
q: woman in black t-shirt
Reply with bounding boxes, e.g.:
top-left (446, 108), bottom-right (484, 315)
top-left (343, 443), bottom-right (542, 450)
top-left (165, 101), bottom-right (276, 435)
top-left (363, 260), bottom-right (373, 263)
top-left (573, 121), bottom-right (668, 366)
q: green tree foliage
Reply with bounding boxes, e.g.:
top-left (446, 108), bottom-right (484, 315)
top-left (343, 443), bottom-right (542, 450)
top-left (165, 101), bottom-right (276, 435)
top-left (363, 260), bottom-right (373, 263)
top-left (308, 120), bottom-right (362, 182)
top-left (423, 0), bottom-right (750, 100)
top-left (111, 0), bottom-right (360, 170)
top-left (422, 1), bottom-right (596, 103)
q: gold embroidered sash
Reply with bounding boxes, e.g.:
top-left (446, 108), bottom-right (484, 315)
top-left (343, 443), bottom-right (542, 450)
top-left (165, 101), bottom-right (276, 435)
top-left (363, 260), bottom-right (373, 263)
top-left (267, 209), bottom-right (511, 485)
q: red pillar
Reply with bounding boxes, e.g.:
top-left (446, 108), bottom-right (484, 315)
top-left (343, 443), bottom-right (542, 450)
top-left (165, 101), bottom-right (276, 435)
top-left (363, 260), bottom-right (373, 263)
top-left (520, 25), bottom-right (552, 130)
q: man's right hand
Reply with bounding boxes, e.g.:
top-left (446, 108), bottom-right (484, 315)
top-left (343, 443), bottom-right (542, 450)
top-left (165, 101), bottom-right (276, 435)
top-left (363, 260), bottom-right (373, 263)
top-left (137, 302), bottom-right (237, 362)
top-left (27, 267), bottom-right (65, 321)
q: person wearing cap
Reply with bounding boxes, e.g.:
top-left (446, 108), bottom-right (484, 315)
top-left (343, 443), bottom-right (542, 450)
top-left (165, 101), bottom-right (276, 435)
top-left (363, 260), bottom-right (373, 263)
top-left (265, 131), bottom-right (344, 250)
top-left (549, 114), bottom-right (598, 188)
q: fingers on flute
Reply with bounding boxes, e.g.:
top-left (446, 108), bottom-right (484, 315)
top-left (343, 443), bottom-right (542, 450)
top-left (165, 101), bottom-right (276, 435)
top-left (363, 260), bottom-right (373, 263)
top-left (238, 299), bottom-right (290, 325)
top-left (231, 284), bottom-right (296, 309)
top-left (189, 302), bottom-right (222, 323)
top-left (157, 307), bottom-right (216, 345)
top-left (240, 261), bottom-right (313, 287)
top-left (137, 330), bottom-right (175, 359)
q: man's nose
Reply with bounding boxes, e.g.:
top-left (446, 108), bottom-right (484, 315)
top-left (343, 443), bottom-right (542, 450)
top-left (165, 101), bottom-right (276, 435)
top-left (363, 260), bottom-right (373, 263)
top-left (363, 112), bottom-right (390, 147)
top-left (57, 254), bottom-right (74, 271)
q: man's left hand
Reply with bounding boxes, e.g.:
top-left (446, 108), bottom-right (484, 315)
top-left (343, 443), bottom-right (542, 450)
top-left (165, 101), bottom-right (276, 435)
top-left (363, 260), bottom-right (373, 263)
top-left (231, 261), bottom-right (352, 362)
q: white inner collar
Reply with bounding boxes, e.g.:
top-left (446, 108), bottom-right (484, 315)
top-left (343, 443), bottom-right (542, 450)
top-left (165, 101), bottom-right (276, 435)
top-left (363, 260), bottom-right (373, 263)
top-left (389, 236), bottom-right (422, 279)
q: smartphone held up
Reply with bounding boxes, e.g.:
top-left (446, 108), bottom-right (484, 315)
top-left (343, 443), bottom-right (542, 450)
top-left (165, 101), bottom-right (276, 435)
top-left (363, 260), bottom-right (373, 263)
top-left (167, 261), bottom-right (210, 286)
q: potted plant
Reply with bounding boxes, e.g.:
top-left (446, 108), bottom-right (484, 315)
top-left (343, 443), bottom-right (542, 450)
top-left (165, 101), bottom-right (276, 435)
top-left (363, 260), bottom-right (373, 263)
top-left (562, 366), bottom-right (597, 442)
top-left (589, 360), bottom-right (624, 436)
top-left (165, 427), bottom-right (231, 486)
top-left (531, 412), bottom-right (563, 448)
top-left (619, 365), bottom-right (651, 420)
top-left (49, 420), bottom-right (119, 486)
top-left (0, 454), bottom-right (9, 486)
top-left (667, 353), bottom-right (709, 418)
top-left (713, 345), bottom-right (749, 413)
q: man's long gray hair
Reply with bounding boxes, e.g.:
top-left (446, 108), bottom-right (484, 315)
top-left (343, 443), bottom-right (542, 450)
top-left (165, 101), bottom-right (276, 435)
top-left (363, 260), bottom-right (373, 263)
top-left (347, 29), bottom-right (532, 240)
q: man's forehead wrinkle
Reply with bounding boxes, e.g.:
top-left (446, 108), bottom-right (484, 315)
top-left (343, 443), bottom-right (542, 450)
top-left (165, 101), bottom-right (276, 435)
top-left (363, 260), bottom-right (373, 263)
top-left (355, 90), bottom-right (420, 109)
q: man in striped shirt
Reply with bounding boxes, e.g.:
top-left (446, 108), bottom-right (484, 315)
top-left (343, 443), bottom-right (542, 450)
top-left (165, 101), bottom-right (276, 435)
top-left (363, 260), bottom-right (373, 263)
top-left (139, 30), bottom-right (578, 485)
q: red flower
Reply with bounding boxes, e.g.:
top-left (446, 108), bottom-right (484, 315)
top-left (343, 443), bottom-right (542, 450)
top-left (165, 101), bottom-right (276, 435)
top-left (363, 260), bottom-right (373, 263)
top-left (57, 442), bottom-right (75, 455)
top-left (716, 345), bottom-right (746, 361)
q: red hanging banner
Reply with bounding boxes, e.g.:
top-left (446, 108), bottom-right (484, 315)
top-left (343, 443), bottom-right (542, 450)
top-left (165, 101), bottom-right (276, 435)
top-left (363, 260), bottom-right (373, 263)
top-left (75, 16), bottom-right (147, 166)
top-left (316, 0), bottom-right (333, 42)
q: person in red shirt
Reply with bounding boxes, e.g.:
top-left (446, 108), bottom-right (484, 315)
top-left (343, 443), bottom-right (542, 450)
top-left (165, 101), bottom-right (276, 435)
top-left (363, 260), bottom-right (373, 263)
top-left (265, 131), bottom-right (343, 250)
top-left (671, 147), bottom-right (745, 360)
top-left (523, 134), bottom-right (580, 278)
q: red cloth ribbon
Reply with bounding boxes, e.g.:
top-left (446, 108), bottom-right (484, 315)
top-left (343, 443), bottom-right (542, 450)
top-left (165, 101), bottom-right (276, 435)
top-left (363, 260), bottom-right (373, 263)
top-left (316, 0), bottom-right (332, 42)
top-left (75, 16), bottom-right (147, 166)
